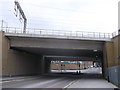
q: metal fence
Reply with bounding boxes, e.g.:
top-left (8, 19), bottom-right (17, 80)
top-left (1, 27), bottom-right (112, 39)
top-left (112, 31), bottom-right (119, 38)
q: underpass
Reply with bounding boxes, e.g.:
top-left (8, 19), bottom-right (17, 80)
top-left (0, 28), bottom-right (120, 88)
top-left (2, 67), bottom-right (117, 88)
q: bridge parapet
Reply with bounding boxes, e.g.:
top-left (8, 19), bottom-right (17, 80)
top-left (112, 31), bottom-right (119, 38)
top-left (2, 27), bottom-right (112, 41)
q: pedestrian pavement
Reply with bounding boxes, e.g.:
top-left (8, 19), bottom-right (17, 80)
top-left (0, 76), bottom-right (38, 82)
top-left (67, 78), bottom-right (117, 88)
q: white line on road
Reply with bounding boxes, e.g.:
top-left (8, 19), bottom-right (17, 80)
top-left (0, 79), bottom-right (26, 83)
top-left (1, 76), bottom-right (43, 83)
top-left (63, 80), bottom-right (78, 89)
top-left (21, 78), bottom-right (65, 88)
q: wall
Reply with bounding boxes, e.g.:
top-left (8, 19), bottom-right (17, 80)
top-left (104, 35), bottom-right (120, 86)
top-left (118, 35), bottom-right (120, 86)
top-left (1, 31), bottom-right (41, 76)
top-left (105, 42), bottom-right (115, 67)
top-left (0, 32), bottom-right (2, 76)
top-left (110, 35), bottom-right (119, 86)
top-left (2, 31), bottom-right (90, 76)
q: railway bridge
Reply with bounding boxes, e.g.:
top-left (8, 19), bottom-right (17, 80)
top-left (0, 27), bottom-right (119, 87)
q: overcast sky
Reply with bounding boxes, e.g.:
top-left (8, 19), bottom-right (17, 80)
top-left (0, 0), bottom-right (119, 33)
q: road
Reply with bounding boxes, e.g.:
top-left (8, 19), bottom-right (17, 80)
top-left (2, 68), bottom-right (117, 89)
top-left (2, 75), bottom-right (75, 88)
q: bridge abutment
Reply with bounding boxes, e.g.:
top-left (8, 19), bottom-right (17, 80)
top-left (0, 31), bottom-right (46, 76)
top-left (104, 35), bottom-right (120, 87)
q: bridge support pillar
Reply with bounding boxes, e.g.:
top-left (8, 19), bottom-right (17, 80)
top-left (38, 56), bottom-right (51, 74)
top-left (44, 58), bottom-right (51, 73)
top-left (38, 56), bottom-right (45, 74)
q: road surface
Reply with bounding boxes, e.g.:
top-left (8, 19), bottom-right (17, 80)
top-left (2, 68), bottom-right (117, 89)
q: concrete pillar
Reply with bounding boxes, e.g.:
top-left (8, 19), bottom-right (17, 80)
top-left (44, 58), bottom-right (51, 73)
top-left (38, 56), bottom-right (45, 74)
top-left (103, 42), bottom-right (110, 80)
top-left (37, 56), bottom-right (51, 74)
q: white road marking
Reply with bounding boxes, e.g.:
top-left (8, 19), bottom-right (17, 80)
top-left (22, 78), bottom-right (65, 88)
top-left (1, 76), bottom-right (42, 83)
top-left (63, 80), bottom-right (78, 89)
top-left (1, 79), bottom-right (28, 83)
top-left (46, 79), bottom-right (70, 88)
top-left (0, 81), bottom-right (12, 83)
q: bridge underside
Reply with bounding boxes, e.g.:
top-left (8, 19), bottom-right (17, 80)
top-left (12, 47), bottom-right (103, 60)
top-left (7, 35), bottom-right (104, 61)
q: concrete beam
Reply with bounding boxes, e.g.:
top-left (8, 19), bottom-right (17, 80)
top-left (8, 37), bottom-right (104, 51)
top-left (45, 56), bottom-right (101, 61)
top-left (5, 33), bottom-right (111, 41)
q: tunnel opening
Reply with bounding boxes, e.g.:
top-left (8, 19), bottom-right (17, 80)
top-left (50, 60), bottom-right (102, 75)
top-left (45, 54), bottom-right (104, 79)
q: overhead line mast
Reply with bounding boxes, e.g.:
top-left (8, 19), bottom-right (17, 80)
top-left (14, 0), bottom-right (27, 33)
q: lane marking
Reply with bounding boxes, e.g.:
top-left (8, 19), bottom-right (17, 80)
top-left (0, 81), bottom-right (12, 83)
top-left (63, 79), bottom-right (78, 89)
top-left (46, 79), bottom-right (70, 88)
top-left (1, 76), bottom-right (43, 83)
top-left (21, 78), bottom-right (65, 88)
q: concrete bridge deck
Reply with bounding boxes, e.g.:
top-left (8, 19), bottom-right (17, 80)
top-left (2, 27), bottom-right (112, 41)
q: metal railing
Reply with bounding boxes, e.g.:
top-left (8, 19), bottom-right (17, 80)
top-left (112, 31), bottom-right (119, 38)
top-left (1, 27), bottom-right (112, 39)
